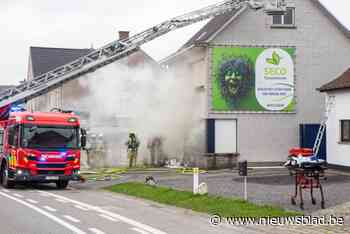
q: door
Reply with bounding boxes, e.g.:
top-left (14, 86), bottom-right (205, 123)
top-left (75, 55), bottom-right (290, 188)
top-left (300, 124), bottom-right (327, 160)
top-left (215, 120), bottom-right (237, 154)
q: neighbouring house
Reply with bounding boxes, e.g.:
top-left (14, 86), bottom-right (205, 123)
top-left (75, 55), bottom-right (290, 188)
top-left (161, 0), bottom-right (350, 168)
top-left (27, 31), bottom-right (158, 115)
top-left (319, 68), bottom-right (350, 168)
top-left (26, 46), bottom-right (93, 113)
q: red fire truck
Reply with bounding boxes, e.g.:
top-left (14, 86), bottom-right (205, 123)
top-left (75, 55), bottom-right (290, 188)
top-left (0, 110), bottom-right (86, 189)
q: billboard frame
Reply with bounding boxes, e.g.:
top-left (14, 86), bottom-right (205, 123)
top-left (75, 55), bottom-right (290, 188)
top-left (207, 44), bottom-right (297, 114)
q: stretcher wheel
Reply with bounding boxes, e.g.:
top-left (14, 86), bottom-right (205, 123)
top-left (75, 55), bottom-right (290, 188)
top-left (291, 197), bottom-right (296, 205)
top-left (321, 201), bottom-right (325, 209)
top-left (312, 198), bottom-right (316, 205)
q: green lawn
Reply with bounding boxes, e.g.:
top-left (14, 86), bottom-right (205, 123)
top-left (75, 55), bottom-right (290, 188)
top-left (105, 182), bottom-right (302, 218)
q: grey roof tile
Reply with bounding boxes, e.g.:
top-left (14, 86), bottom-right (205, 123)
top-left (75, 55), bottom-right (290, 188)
top-left (30, 47), bottom-right (93, 77)
top-left (181, 8), bottom-right (242, 49)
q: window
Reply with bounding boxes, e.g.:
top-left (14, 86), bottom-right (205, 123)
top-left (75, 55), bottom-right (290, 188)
top-left (341, 120), bottom-right (350, 143)
top-left (21, 124), bottom-right (79, 149)
top-left (0, 129), bottom-right (3, 153)
top-left (272, 7), bottom-right (295, 26)
top-left (8, 125), bottom-right (19, 147)
top-left (8, 126), bottom-right (15, 146)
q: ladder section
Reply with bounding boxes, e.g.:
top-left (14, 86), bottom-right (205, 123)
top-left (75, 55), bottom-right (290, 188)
top-left (0, 0), bottom-right (248, 108)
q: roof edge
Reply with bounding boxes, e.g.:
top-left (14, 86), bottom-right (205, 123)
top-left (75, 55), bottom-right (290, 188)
top-left (204, 6), bottom-right (247, 43)
top-left (310, 0), bottom-right (350, 39)
top-left (30, 46), bottom-right (94, 51)
top-left (318, 86), bottom-right (350, 93)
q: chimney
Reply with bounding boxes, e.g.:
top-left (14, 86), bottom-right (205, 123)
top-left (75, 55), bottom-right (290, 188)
top-left (118, 31), bottom-right (130, 41)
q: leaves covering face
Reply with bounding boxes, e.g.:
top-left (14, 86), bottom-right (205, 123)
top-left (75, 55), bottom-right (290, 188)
top-left (266, 51), bottom-right (281, 65)
top-left (219, 57), bottom-right (254, 108)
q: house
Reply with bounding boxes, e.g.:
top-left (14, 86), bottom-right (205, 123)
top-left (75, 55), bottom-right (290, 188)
top-left (161, 0), bottom-right (350, 168)
top-left (319, 68), bottom-right (350, 168)
top-left (26, 31), bottom-right (158, 116)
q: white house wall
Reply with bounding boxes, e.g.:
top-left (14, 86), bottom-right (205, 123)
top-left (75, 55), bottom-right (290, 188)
top-left (206, 0), bottom-right (350, 162)
top-left (326, 91), bottom-right (350, 167)
top-left (164, 47), bottom-right (208, 166)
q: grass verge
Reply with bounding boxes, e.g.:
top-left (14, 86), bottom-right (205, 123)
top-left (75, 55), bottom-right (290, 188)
top-left (105, 182), bottom-right (302, 218)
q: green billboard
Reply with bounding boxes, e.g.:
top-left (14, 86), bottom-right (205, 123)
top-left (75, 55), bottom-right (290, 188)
top-left (211, 46), bottom-right (296, 112)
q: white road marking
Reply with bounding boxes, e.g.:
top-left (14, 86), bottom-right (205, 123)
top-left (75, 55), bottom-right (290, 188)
top-left (2, 189), bottom-right (9, 193)
top-left (131, 227), bottom-right (151, 234)
top-left (63, 215), bottom-right (81, 223)
top-left (13, 193), bottom-right (23, 198)
top-left (75, 205), bottom-right (89, 211)
top-left (56, 198), bottom-right (69, 203)
top-left (39, 191), bottom-right (167, 234)
top-left (99, 214), bottom-right (119, 222)
top-left (26, 199), bottom-right (38, 204)
top-left (39, 193), bottom-right (50, 197)
top-left (88, 228), bottom-right (106, 234)
top-left (0, 192), bottom-right (86, 234)
top-left (43, 206), bottom-right (57, 212)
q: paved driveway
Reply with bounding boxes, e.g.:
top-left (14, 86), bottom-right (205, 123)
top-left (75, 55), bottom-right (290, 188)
top-left (155, 169), bottom-right (350, 214)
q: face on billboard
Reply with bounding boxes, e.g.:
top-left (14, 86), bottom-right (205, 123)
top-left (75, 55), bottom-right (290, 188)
top-left (219, 58), bottom-right (254, 104)
top-left (211, 46), bottom-right (295, 112)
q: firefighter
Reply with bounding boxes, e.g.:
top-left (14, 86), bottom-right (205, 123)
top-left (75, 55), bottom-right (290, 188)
top-left (126, 132), bottom-right (140, 168)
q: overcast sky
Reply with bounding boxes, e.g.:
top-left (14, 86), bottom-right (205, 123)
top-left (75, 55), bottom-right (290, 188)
top-left (0, 0), bottom-right (349, 85)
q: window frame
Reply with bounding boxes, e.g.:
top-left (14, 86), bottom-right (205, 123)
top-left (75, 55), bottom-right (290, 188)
top-left (271, 7), bottom-right (296, 28)
top-left (7, 125), bottom-right (19, 147)
top-left (340, 120), bottom-right (350, 143)
top-left (0, 128), bottom-right (3, 153)
top-left (7, 125), bottom-right (15, 147)
top-left (20, 124), bottom-right (80, 150)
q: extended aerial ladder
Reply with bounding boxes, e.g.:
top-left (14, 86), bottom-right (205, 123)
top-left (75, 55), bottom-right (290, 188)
top-left (0, 0), bottom-right (286, 108)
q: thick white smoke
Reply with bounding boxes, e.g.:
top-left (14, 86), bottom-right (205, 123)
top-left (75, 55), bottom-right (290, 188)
top-left (78, 61), bottom-right (204, 167)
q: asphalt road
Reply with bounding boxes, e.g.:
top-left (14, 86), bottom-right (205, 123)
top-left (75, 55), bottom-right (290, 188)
top-left (0, 184), bottom-right (256, 234)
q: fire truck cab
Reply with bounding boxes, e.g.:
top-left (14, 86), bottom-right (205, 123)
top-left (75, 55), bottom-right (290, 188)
top-left (0, 110), bottom-right (86, 189)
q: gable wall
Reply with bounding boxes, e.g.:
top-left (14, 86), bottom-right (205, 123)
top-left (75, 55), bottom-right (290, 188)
top-left (205, 0), bottom-right (350, 162)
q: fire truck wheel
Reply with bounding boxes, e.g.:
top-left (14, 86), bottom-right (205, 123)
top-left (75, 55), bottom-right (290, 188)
top-left (56, 180), bottom-right (69, 189)
top-left (1, 164), bottom-right (15, 189)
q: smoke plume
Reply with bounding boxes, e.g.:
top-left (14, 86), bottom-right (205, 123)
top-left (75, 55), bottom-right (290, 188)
top-left (78, 61), bottom-right (204, 167)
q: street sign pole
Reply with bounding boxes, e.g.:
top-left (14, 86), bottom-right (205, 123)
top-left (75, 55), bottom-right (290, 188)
top-left (238, 161), bottom-right (248, 201)
top-left (193, 168), bottom-right (199, 194)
